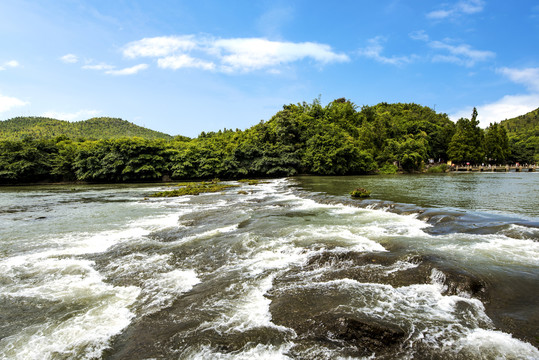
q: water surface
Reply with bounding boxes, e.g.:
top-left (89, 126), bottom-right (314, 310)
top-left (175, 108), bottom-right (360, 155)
top-left (0, 174), bottom-right (537, 359)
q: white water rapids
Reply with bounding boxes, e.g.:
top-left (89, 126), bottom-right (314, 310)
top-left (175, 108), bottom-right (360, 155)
top-left (0, 178), bottom-right (537, 359)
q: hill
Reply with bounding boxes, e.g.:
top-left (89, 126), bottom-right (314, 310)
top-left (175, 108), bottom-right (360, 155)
top-left (0, 116), bottom-right (173, 140)
top-left (500, 107), bottom-right (539, 136)
top-left (500, 108), bottom-right (539, 163)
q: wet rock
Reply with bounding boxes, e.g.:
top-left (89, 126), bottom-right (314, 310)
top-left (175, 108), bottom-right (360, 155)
top-left (269, 286), bottom-right (406, 357)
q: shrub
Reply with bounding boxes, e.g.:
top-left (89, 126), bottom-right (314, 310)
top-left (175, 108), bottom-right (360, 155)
top-left (379, 163), bottom-right (398, 174)
top-left (350, 187), bottom-right (371, 198)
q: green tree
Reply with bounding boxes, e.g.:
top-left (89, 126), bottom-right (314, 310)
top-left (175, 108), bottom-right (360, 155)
top-left (448, 107), bottom-right (485, 164)
top-left (484, 122), bottom-right (510, 164)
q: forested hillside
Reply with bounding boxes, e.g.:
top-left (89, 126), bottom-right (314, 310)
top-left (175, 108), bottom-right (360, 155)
top-left (0, 117), bottom-right (173, 140)
top-left (0, 99), bottom-right (536, 184)
top-left (500, 108), bottom-right (539, 164)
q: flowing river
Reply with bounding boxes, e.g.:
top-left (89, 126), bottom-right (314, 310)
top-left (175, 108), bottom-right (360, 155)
top-left (0, 172), bottom-right (538, 359)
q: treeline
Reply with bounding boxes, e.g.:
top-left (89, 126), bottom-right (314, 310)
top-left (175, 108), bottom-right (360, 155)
top-left (0, 117), bottom-right (172, 141)
top-left (0, 99), bottom-right (534, 184)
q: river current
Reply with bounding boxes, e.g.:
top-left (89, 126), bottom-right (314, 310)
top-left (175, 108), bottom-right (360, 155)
top-left (0, 173), bottom-right (537, 359)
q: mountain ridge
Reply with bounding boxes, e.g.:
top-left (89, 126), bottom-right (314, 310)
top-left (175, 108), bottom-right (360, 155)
top-left (0, 116), bottom-right (174, 140)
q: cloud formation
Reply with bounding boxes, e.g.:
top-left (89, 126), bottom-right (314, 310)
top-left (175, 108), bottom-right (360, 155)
top-left (451, 94), bottom-right (539, 127)
top-left (123, 36), bottom-right (197, 58)
top-left (411, 31), bottom-right (494, 67)
top-left (497, 67), bottom-right (539, 92)
top-left (358, 37), bottom-right (415, 66)
top-left (430, 41), bottom-right (494, 67)
top-left (41, 109), bottom-right (100, 121)
top-left (60, 54), bottom-right (79, 63)
top-left (0, 60), bottom-right (20, 70)
top-left (105, 64), bottom-right (148, 76)
top-left (427, 0), bottom-right (485, 20)
top-left (451, 66), bottom-right (539, 127)
top-left (0, 93), bottom-right (28, 113)
top-left (157, 55), bottom-right (215, 70)
top-left (82, 63), bottom-right (115, 71)
top-left (121, 35), bottom-right (349, 73)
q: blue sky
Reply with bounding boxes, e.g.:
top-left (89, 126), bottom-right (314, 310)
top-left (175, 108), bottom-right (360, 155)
top-left (1, 0), bottom-right (538, 137)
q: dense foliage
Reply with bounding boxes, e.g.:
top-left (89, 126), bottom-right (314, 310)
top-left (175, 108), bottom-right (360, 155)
top-left (500, 107), bottom-right (539, 164)
top-left (0, 117), bottom-right (173, 140)
top-left (0, 100), bottom-right (536, 184)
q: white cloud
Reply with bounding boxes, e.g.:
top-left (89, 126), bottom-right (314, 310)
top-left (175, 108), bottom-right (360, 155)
top-left (429, 40), bottom-right (494, 66)
top-left (123, 36), bottom-right (197, 58)
top-left (82, 63), bottom-right (115, 70)
top-left (427, 0), bottom-right (485, 19)
top-left (0, 60), bottom-right (20, 70)
top-left (410, 32), bottom-right (494, 67)
top-left (457, 0), bottom-right (485, 14)
top-left (451, 65), bottom-right (539, 127)
top-left (213, 38), bottom-right (349, 72)
top-left (41, 109), bottom-right (100, 121)
top-left (427, 10), bottom-right (454, 19)
top-left (158, 55), bottom-right (215, 70)
top-left (121, 35), bottom-right (348, 73)
top-left (497, 67), bottom-right (539, 92)
top-left (60, 54), bottom-right (79, 63)
top-left (451, 94), bottom-right (539, 127)
top-left (409, 30), bottom-right (429, 42)
top-left (0, 93), bottom-right (28, 113)
top-left (105, 64), bottom-right (148, 75)
top-left (358, 36), bottom-right (414, 66)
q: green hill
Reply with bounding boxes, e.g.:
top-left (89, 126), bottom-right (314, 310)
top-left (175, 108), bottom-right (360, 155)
top-left (0, 116), bottom-right (173, 140)
top-left (500, 107), bottom-right (539, 136)
top-left (500, 108), bottom-right (539, 163)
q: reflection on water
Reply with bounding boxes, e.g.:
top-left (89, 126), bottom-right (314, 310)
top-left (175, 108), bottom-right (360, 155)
top-left (294, 172), bottom-right (539, 220)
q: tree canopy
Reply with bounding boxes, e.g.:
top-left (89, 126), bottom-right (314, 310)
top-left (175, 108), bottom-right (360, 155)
top-left (0, 100), bottom-right (536, 184)
top-left (0, 117), bottom-right (173, 141)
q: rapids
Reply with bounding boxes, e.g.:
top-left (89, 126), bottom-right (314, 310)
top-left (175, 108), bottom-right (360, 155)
top-left (0, 173), bottom-right (537, 359)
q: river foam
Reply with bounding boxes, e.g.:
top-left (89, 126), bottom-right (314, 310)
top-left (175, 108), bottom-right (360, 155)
top-left (1, 179), bottom-right (537, 358)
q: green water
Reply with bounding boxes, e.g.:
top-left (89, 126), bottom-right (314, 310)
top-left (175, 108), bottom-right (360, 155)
top-left (295, 172), bottom-right (539, 220)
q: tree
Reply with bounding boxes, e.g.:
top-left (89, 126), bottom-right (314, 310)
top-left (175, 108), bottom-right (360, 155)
top-left (448, 107), bottom-right (485, 164)
top-left (484, 122), bottom-right (510, 164)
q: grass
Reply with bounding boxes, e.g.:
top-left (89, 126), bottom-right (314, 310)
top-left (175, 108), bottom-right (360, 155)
top-left (150, 181), bottom-right (238, 197)
top-left (350, 187), bottom-right (371, 198)
top-left (237, 179), bottom-right (261, 185)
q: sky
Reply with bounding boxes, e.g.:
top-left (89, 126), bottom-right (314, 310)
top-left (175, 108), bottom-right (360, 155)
top-left (1, 0), bottom-right (538, 137)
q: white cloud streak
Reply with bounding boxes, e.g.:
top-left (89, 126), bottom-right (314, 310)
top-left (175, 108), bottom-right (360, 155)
top-left (358, 36), bottom-right (415, 66)
top-left (0, 93), bottom-right (28, 113)
top-left (451, 66), bottom-right (539, 127)
top-left (41, 109), bottom-right (100, 121)
top-left (429, 40), bottom-right (494, 66)
top-left (60, 54), bottom-right (79, 63)
top-left (410, 31), bottom-right (494, 67)
top-left (158, 55), bottom-right (215, 70)
top-left (451, 94), bottom-right (539, 127)
top-left (427, 0), bottom-right (485, 20)
top-left (497, 67), bottom-right (539, 92)
top-left (82, 63), bottom-right (115, 71)
top-left (0, 60), bottom-right (20, 70)
top-left (105, 64), bottom-right (148, 75)
top-left (123, 36), bottom-right (197, 58)
top-left (214, 38), bottom-right (349, 72)
top-left (121, 35), bottom-right (348, 73)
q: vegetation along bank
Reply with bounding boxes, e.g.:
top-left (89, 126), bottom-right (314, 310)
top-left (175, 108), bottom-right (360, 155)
top-left (0, 99), bottom-right (537, 184)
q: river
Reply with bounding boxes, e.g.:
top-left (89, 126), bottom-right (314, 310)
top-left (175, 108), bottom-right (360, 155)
top-left (0, 172), bottom-right (537, 359)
